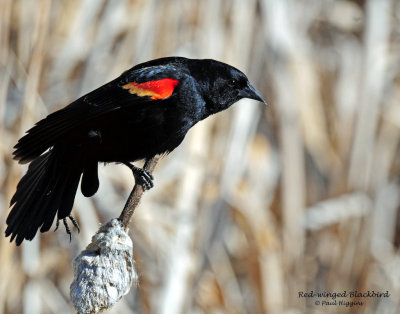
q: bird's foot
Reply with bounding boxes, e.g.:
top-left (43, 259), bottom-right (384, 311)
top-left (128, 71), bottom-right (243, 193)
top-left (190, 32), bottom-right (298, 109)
top-left (123, 162), bottom-right (154, 190)
top-left (54, 215), bottom-right (80, 242)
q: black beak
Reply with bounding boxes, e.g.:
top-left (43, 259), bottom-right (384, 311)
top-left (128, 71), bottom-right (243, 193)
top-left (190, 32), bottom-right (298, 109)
top-left (239, 82), bottom-right (266, 104)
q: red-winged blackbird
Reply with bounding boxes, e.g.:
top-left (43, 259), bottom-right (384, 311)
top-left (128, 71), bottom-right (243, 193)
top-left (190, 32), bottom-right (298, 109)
top-left (6, 57), bottom-right (265, 245)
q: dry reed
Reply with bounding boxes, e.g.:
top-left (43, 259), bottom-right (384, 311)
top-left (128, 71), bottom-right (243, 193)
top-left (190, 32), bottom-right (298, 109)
top-left (0, 0), bottom-right (399, 313)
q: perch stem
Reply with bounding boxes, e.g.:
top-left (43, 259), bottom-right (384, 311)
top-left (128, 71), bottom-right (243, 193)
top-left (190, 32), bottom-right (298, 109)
top-left (119, 156), bottom-right (160, 229)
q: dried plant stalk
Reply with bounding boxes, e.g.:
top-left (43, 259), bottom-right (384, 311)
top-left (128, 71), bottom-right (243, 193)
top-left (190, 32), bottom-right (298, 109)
top-left (119, 156), bottom-right (160, 229)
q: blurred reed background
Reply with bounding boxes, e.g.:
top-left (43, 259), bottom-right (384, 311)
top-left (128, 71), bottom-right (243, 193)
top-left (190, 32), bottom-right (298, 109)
top-left (0, 0), bottom-right (399, 313)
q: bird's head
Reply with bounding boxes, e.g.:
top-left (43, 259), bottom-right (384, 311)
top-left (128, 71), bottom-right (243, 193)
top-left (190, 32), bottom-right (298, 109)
top-left (188, 59), bottom-right (265, 115)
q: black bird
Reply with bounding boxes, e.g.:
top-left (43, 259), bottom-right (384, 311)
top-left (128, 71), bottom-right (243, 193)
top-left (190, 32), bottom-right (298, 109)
top-left (6, 57), bottom-right (265, 245)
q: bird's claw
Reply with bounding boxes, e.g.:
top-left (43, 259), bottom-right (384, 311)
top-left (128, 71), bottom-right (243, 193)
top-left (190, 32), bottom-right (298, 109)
top-left (123, 162), bottom-right (154, 190)
top-left (54, 215), bottom-right (80, 242)
top-left (68, 215), bottom-right (80, 233)
top-left (134, 168), bottom-right (154, 190)
top-left (63, 219), bottom-right (72, 242)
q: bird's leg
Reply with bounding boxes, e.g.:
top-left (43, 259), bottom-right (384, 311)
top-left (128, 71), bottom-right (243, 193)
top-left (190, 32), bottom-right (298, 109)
top-left (122, 162), bottom-right (154, 190)
top-left (69, 215), bottom-right (80, 233)
top-left (63, 218), bottom-right (72, 242)
top-left (54, 219), bottom-right (60, 231)
top-left (54, 215), bottom-right (80, 240)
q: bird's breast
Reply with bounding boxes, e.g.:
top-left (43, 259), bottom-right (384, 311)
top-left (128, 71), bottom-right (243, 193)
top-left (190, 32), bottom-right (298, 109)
top-left (83, 103), bottom-right (193, 163)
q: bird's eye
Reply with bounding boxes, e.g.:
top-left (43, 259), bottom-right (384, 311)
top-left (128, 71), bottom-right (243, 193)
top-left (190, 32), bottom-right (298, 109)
top-left (228, 79), bottom-right (237, 87)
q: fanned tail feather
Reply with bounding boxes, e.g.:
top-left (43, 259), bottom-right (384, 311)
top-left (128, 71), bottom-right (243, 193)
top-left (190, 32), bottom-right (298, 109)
top-left (5, 148), bottom-right (84, 245)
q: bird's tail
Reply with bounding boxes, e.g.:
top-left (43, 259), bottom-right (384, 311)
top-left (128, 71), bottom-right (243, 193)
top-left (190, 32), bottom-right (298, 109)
top-left (6, 147), bottom-right (83, 245)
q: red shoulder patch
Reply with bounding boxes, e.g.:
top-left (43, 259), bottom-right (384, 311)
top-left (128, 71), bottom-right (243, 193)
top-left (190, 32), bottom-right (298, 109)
top-left (122, 78), bottom-right (179, 100)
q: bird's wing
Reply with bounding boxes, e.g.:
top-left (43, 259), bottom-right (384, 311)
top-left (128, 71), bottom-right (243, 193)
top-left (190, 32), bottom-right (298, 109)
top-left (78, 64), bottom-right (183, 116)
top-left (13, 65), bottom-right (187, 163)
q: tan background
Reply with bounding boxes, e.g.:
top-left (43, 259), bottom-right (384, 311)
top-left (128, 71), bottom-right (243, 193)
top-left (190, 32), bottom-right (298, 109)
top-left (0, 0), bottom-right (399, 313)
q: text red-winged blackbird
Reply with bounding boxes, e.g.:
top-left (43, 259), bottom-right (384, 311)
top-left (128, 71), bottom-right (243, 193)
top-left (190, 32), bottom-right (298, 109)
top-left (6, 57), bottom-right (265, 245)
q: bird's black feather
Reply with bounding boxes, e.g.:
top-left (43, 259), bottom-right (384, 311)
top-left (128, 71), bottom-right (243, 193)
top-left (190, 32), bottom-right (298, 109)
top-left (6, 57), bottom-right (265, 245)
